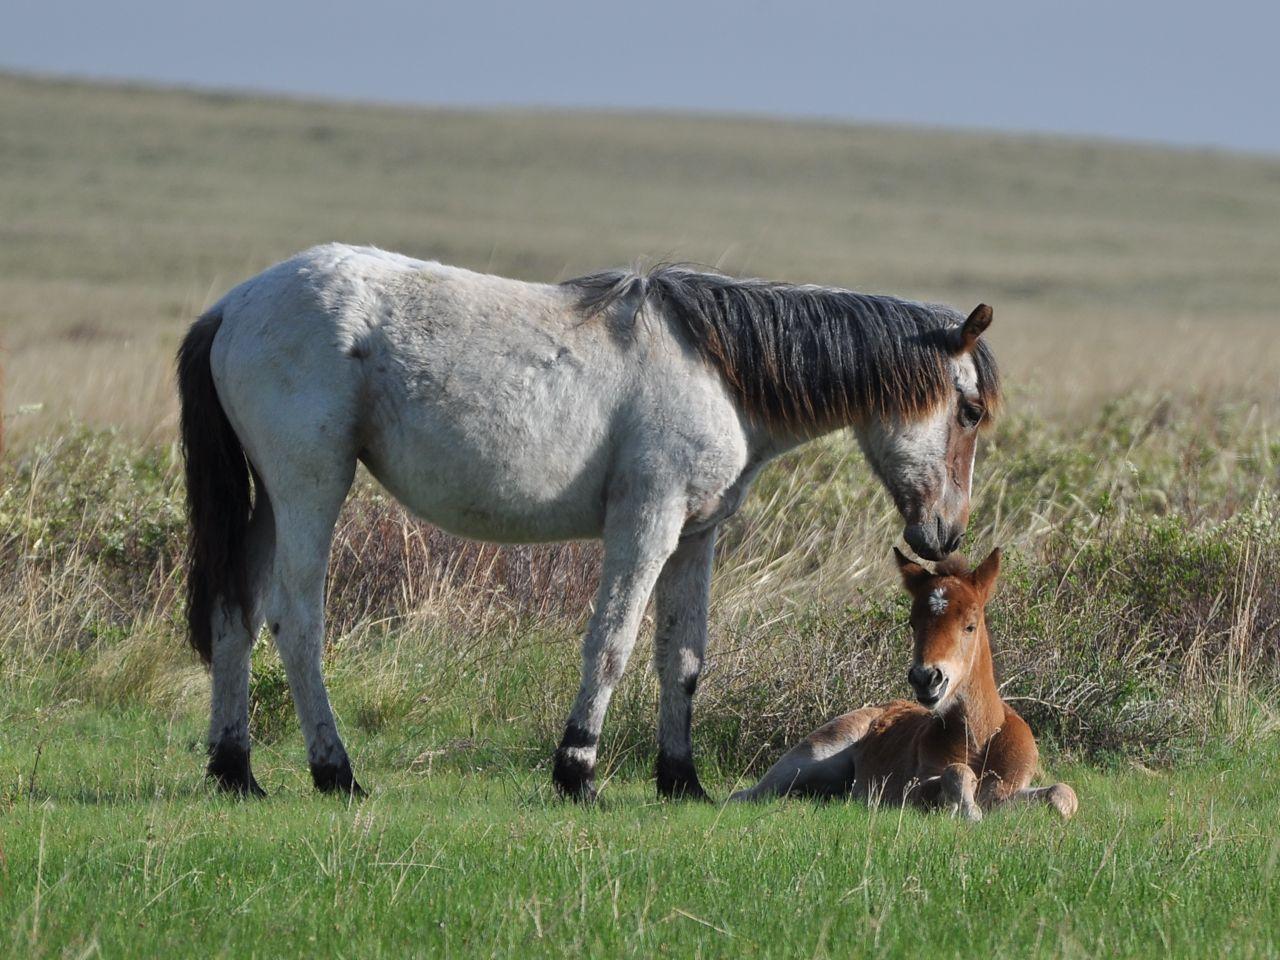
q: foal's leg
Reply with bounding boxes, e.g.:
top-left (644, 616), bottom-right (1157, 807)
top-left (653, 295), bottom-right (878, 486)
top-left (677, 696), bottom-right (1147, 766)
top-left (1008, 783), bottom-right (1078, 819)
top-left (652, 526), bottom-right (716, 800)
top-left (207, 495), bottom-right (275, 796)
top-left (553, 497), bottom-right (685, 802)
top-left (939, 763), bottom-right (983, 822)
top-left (260, 461), bottom-right (362, 795)
top-left (730, 709), bottom-right (879, 802)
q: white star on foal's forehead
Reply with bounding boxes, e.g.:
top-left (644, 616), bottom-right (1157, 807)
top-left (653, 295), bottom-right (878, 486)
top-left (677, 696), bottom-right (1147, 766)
top-left (927, 588), bottom-right (948, 615)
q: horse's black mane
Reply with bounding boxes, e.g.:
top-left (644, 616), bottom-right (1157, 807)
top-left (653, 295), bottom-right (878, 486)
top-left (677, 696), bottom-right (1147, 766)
top-left (565, 265), bottom-right (1000, 430)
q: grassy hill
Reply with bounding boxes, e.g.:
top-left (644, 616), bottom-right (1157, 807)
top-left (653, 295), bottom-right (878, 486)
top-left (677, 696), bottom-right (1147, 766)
top-left (3, 71), bottom-right (1279, 444)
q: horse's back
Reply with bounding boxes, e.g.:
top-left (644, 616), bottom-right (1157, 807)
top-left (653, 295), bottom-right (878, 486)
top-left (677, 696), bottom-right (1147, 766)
top-left (204, 245), bottom-right (747, 544)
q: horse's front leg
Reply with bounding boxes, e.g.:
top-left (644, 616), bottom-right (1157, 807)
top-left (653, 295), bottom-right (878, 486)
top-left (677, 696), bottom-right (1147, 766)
top-left (553, 496), bottom-right (685, 802)
top-left (939, 763), bottom-right (983, 822)
top-left (653, 526), bottom-right (716, 801)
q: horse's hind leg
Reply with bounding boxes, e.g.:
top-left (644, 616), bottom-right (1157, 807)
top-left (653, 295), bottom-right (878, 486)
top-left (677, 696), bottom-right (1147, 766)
top-left (259, 459), bottom-right (362, 796)
top-left (207, 492), bottom-right (275, 796)
top-left (1008, 783), bottom-right (1078, 819)
top-left (730, 708), bottom-right (878, 802)
top-left (653, 526), bottom-right (716, 800)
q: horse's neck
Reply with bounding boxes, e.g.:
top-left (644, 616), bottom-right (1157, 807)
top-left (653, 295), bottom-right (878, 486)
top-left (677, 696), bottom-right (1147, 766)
top-left (941, 640), bottom-right (1005, 753)
top-left (746, 421), bottom-right (818, 461)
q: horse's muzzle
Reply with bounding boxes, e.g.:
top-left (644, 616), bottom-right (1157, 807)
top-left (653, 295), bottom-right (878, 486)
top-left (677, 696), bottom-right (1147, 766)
top-left (903, 516), bottom-right (963, 561)
top-left (908, 664), bottom-right (948, 708)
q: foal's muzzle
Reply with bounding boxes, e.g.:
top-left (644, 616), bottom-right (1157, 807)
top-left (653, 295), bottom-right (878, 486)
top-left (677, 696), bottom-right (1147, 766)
top-left (908, 664), bottom-right (949, 708)
top-left (903, 516), bottom-right (964, 561)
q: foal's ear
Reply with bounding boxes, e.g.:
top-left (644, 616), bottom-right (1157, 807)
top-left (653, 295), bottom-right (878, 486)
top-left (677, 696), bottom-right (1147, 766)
top-left (971, 548), bottom-right (1001, 597)
top-left (893, 547), bottom-right (932, 593)
top-left (954, 304), bottom-right (993, 354)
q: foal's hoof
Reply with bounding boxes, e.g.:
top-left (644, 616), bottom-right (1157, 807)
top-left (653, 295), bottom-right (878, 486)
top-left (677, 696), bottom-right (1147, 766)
top-left (312, 757), bottom-right (366, 799)
top-left (1047, 783), bottom-right (1078, 820)
top-left (949, 800), bottom-right (982, 823)
top-left (552, 749), bottom-right (597, 803)
top-left (656, 754), bottom-right (711, 802)
top-left (207, 743), bottom-right (267, 798)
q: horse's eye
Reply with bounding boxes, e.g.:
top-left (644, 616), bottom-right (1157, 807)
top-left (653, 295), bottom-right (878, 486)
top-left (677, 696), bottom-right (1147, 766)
top-left (959, 402), bottom-right (984, 429)
top-left (965, 623), bottom-right (977, 633)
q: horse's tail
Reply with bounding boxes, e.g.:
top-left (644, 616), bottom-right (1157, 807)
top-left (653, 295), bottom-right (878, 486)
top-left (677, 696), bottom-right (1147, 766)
top-left (177, 308), bottom-right (254, 665)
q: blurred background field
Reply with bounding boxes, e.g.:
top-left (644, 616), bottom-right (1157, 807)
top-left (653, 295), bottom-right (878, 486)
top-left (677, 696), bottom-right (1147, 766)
top-left (4, 70), bottom-right (1280, 445)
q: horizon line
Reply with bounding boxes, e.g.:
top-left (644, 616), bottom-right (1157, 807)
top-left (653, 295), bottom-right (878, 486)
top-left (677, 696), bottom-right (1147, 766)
top-left (5, 66), bottom-right (1278, 164)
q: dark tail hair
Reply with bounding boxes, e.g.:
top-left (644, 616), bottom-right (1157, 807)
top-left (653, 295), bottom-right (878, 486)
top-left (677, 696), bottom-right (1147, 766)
top-left (177, 310), bottom-right (254, 665)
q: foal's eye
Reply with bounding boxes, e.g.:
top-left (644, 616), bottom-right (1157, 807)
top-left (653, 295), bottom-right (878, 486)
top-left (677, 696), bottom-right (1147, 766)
top-left (965, 623), bottom-right (977, 633)
top-left (959, 402), bottom-right (984, 429)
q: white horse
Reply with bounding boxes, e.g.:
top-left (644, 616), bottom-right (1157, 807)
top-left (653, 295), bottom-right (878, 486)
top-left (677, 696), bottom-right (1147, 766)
top-left (177, 244), bottom-right (999, 800)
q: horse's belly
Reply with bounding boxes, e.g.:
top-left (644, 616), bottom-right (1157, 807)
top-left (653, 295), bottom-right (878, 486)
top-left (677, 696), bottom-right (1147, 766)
top-left (377, 464), bottom-right (607, 544)
top-left (360, 383), bottom-right (613, 544)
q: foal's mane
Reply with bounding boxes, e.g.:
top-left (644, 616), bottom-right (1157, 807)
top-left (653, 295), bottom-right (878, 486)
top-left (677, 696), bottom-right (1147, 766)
top-left (932, 555), bottom-right (973, 578)
top-left (566, 265), bottom-right (1000, 429)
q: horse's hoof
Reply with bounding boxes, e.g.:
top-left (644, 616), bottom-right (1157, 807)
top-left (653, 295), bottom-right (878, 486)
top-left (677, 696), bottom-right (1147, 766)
top-left (552, 749), bottom-right (597, 803)
top-left (311, 757), bottom-right (365, 798)
top-left (212, 776), bottom-right (267, 799)
top-left (1047, 783), bottom-right (1078, 819)
top-left (207, 742), bottom-right (267, 798)
top-left (667, 785), bottom-right (713, 803)
top-left (656, 753), bottom-right (711, 802)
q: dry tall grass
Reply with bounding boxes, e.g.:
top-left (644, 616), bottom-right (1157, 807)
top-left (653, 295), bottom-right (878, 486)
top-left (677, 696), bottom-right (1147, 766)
top-left (2, 397), bottom-right (1276, 777)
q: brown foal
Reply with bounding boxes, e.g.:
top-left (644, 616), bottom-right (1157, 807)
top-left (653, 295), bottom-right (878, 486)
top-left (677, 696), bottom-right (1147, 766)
top-left (732, 548), bottom-right (1077, 821)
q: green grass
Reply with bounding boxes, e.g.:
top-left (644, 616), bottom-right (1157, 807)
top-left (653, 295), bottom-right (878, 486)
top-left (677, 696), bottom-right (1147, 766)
top-left (1, 423), bottom-right (1277, 958)
top-left (3, 693), bottom-right (1278, 959)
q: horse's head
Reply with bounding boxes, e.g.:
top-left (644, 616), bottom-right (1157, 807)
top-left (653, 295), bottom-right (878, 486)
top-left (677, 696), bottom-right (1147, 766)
top-left (853, 304), bottom-right (995, 561)
top-left (894, 547), bottom-right (1000, 713)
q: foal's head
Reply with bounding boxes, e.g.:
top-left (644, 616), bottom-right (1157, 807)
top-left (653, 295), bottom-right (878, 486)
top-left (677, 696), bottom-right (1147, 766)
top-left (893, 547), bottom-right (1001, 712)
top-left (855, 305), bottom-right (997, 561)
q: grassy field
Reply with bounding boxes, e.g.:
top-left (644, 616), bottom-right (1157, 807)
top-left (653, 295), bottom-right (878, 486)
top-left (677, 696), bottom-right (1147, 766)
top-left (4, 688), bottom-right (1279, 958)
top-left (2, 73), bottom-right (1280, 957)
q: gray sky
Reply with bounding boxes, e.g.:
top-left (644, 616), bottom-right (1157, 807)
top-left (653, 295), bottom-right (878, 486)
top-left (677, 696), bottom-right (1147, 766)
top-left (5, 0), bottom-right (1278, 154)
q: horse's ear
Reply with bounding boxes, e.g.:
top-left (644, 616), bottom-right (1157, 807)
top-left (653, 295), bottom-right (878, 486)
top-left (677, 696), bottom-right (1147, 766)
top-left (894, 547), bottom-right (931, 594)
top-left (971, 547), bottom-right (1001, 597)
top-left (954, 304), bottom-right (993, 354)
top-left (613, 275), bottom-right (648, 326)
